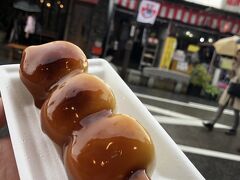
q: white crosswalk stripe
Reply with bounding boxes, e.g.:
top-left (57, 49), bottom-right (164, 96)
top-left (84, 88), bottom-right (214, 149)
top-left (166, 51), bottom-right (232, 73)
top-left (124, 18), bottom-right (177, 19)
top-left (145, 104), bottom-right (199, 120)
top-left (154, 115), bottom-right (230, 129)
top-left (135, 92), bottom-right (234, 116)
top-left (145, 103), bottom-right (230, 129)
top-left (179, 145), bottom-right (240, 162)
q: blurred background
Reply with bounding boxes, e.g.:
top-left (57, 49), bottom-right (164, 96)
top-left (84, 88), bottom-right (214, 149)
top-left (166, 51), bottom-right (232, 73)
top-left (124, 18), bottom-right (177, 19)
top-left (0, 0), bottom-right (240, 179)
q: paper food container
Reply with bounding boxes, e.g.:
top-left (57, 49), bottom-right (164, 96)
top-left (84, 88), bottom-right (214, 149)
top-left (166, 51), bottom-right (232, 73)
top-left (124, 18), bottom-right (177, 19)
top-left (0, 59), bottom-right (204, 180)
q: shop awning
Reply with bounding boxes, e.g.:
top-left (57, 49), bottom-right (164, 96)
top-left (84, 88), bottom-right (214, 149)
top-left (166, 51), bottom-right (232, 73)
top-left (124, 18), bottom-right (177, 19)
top-left (115, 0), bottom-right (240, 35)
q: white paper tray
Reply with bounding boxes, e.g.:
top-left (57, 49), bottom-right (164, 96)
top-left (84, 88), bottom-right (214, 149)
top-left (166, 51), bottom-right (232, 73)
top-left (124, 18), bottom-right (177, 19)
top-left (0, 59), bottom-right (204, 180)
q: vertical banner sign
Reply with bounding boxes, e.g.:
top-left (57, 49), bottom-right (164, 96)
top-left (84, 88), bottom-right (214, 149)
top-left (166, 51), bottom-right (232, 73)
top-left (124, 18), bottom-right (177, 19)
top-left (160, 37), bottom-right (177, 69)
top-left (137, 0), bottom-right (160, 24)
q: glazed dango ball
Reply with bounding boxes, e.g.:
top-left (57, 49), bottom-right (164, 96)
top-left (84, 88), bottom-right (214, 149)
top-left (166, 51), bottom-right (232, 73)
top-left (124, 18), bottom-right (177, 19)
top-left (64, 114), bottom-right (154, 180)
top-left (20, 41), bottom-right (88, 108)
top-left (41, 73), bottom-right (116, 145)
top-left (19, 41), bottom-right (155, 180)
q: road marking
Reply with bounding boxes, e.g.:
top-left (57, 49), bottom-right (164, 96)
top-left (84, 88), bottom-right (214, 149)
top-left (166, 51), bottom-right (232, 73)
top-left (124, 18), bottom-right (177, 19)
top-left (145, 104), bottom-right (230, 129)
top-left (154, 115), bottom-right (230, 129)
top-left (145, 104), bottom-right (199, 120)
top-left (179, 145), bottom-right (240, 162)
top-left (135, 92), bottom-right (190, 106)
top-left (189, 102), bottom-right (233, 116)
top-left (135, 92), bottom-right (233, 116)
top-left (134, 93), bottom-right (239, 162)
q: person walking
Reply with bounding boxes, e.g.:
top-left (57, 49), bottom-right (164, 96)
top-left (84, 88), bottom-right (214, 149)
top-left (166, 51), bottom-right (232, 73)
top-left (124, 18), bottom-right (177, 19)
top-left (203, 43), bottom-right (240, 135)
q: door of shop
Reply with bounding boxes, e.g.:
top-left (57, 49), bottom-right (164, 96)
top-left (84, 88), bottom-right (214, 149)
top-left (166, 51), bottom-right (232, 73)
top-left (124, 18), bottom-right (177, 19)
top-left (67, 2), bottom-right (93, 52)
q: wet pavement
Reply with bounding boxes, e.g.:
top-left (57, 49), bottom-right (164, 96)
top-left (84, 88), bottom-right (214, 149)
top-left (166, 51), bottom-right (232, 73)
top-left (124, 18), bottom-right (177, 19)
top-left (130, 84), bottom-right (240, 180)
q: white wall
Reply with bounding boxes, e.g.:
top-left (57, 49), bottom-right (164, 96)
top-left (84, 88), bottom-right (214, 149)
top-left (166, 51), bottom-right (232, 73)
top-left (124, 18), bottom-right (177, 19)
top-left (184, 0), bottom-right (223, 9)
top-left (184, 0), bottom-right (240, 14)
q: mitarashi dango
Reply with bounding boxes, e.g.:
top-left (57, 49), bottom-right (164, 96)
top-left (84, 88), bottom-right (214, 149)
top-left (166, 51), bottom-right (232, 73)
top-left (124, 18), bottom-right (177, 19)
top-left (64, 114), bottom-right (154, 180)
top-left (19, 41), bottom-right (88, 108)
top-left (41, 73), bottom-right (116, 146)
top-left (19, 41), bottom-right (155, 180)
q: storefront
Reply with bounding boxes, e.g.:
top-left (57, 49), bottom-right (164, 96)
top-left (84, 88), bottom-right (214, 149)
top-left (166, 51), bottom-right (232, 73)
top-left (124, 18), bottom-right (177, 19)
top-left (104, 0), bottom-right (240, 71)
top-left (105, 5), bottom-right (169, 69)
top-left (62, 0), bottom-right (240, 76)
top-left (64, 0), bottom-right (109, 56)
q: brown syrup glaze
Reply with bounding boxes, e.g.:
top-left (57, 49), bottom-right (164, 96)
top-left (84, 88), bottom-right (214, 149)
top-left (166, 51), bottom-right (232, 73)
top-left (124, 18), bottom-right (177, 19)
top-left (41, 73), bottom-right (116, 146)
top-left (19, 41), bottom-right (88, 108)
top-left (19, 41), bottom-right (154, 180)
top-left (64, 114), bottom-right (154, 180)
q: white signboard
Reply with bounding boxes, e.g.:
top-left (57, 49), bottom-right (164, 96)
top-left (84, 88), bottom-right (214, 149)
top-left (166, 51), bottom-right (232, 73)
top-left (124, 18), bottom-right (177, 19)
top-left (137, 0), bottom-right (160, 24)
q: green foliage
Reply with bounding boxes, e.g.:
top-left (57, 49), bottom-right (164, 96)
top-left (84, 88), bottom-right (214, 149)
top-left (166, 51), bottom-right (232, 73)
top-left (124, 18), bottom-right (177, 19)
top-left (203, 84), bottom-right (221, 97)
top-left (190, 64), bottom-right (221, 98)
top-left (190, 64), bottom-right (211, 88)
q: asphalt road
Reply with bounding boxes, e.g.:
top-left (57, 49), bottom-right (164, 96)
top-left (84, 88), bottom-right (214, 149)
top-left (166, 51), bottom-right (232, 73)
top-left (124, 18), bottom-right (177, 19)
top-left (131, 85), bottom-right (240, 180)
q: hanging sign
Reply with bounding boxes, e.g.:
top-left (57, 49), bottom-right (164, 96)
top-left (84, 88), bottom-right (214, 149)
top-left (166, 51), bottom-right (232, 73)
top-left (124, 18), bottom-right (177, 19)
top-left (137, 0), bottom-right (160, 24)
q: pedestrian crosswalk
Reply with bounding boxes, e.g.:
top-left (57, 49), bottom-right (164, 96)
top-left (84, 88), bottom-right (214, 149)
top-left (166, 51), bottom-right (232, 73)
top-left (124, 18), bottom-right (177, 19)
top-left (134, 91), bottom-right (240, 180)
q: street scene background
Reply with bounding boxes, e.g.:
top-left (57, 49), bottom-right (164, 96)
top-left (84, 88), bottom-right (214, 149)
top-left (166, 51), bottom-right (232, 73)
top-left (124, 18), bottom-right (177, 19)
top-left (1, 0), bottom-right (240, 179)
